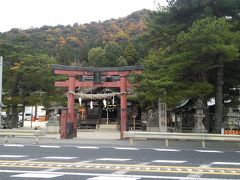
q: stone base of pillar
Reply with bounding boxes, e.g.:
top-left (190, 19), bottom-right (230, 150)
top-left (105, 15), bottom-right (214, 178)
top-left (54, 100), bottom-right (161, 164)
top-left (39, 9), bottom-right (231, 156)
top-left (120, 131), bottom-right (126, 139)
top-left (46, 120), bottom-right (59, 134)
top-left (192, 127), bottom-right (208, 133)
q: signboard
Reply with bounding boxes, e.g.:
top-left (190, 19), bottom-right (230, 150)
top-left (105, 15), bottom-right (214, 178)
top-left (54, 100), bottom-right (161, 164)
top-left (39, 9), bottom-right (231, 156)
top-left (159, 102), bottom-right (167, 132)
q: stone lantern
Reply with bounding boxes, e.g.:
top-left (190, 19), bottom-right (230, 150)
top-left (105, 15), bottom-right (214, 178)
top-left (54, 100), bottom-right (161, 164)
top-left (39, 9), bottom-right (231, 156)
top-left (193, 99), bottom-right (207, 133)
top-left (45, 106), bottom-right (62, 134)
top-left (225, 108), bottom-right (239, 130)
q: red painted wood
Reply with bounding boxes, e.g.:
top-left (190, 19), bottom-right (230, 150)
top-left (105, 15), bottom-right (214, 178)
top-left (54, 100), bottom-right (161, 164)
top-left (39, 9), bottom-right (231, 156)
top-left (67, 76), bottom-right (76, 118)
top-left (120, 75), bottom-right (127, 139)
top-left (60, 110), bottom-right (67, 139)
top-left (67, 76), bottom-right (77, 138)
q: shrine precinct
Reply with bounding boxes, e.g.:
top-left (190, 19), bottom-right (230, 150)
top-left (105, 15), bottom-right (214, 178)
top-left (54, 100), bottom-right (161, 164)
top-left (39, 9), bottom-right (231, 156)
top-left (52, 64), bottom-right (143, 139)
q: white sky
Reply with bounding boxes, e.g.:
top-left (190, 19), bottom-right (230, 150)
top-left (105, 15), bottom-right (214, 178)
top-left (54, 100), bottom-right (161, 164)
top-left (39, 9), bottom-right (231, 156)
top-left (0, 0), bottom-right (167, 33)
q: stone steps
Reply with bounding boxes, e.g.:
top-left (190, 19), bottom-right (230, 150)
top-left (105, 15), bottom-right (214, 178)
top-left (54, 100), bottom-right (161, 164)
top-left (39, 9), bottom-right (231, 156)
top-left (98, 124), bottom-right (118, 131)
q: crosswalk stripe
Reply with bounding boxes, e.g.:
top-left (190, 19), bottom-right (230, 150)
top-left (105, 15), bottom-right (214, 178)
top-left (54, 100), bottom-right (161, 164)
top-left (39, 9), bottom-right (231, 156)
top-left (3, 144), bottom-right (24, 147)
top-left (11, 173), bottom-right (63, 178)
top-left (39, 145), bottom-right (60, 148)
top-left (77, 146), bottom-right (99, 149)
top-left (0, 155), bottom-right (27, 158)
top-left (154, 149), bottom-right (180, 152)
top-left (152, 160), bottom-right (186, 163)
top-left (114, 147), bottom-right (138, 150)
top-left (0, 169), bottom-right (238, 179)
top-left (87, 176), bottom-right (140, 180)
top-left (211, 162), bottom-right (240, 165)
top-left (96, 158), bottom-right (131, 161)
top-left (195, 150), bottom-right (223, 153)
top-left (43, 156), bottom-right (77, 160)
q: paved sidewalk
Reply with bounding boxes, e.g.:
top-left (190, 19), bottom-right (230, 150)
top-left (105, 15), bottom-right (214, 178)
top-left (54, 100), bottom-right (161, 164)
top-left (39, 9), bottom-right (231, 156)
top-left (42, 130), bottom-right (120, 140)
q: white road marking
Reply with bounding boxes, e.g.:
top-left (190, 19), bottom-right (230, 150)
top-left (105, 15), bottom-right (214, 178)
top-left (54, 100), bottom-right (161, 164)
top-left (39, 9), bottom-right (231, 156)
top-left (75, 160), bottom-right (93, 164)
top-left (77, 146), bottom-right (99, 149)
top-left (114, 147), bottom-right (138, 150)
top-left (113, 170), bottom-right (128, 175)
top-left (112, 161), bottom-right (150, 176)
top-left (1, 163), bottom-right (11, 165)
top-left (211, 162), bottom-right (240, 165)
top-left (96, 158), bottom-right (131, 161)
top-left (11, 173), bottom-right (63, 178)
top-left (3, 144), bottom-right (24, 147)
top-left (0, 169), bottom-right (234, 180)
top-left (87, 177), bottom-right (139, 180)
top-left (152, 160), bottom-right (186, 163)
top-left (194, 150), bottom-right (223, 153)
top-left (39, 145), bottom-right (60, 148)
top-left (43, 156), bottom-right (77, 160)
top-left (21, 158), bottom-right (39, 162)
top-left (154, 149), bottom-right (180, 152)
top-left (0, 155), bottom-right (27, 158)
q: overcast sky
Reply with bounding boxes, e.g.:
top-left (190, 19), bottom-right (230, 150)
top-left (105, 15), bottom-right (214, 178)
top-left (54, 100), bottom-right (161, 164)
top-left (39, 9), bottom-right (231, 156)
top-left (0, 0), bottom-right (167, 33)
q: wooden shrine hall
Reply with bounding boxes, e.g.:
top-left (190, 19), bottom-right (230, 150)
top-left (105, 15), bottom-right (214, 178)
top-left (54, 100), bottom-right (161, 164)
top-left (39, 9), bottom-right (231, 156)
top-left (51, 64), bottom-right (143, 139)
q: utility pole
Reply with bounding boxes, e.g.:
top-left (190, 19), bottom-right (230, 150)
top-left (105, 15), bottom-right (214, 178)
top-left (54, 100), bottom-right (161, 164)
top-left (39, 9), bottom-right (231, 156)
top-left (0, 56), bottom-right (3, 128)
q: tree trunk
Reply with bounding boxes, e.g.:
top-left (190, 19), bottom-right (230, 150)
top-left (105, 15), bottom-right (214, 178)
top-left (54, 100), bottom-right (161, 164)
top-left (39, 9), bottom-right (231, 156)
top-left (21, 105), bottom-right (25, 127)
top-left (6, 106), bottom-right (11, 128)
top-left (12, 105), bottom-right (19, 128)
top-left (8, 105), bottom-right (18, 129)
top-left (214, 61), bottom-right (224, 133)
top-left (9, 77), bottom-right (20, 128)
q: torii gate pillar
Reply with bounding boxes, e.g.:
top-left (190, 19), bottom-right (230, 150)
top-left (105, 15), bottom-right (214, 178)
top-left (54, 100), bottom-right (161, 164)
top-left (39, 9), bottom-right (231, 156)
top-left (120, 75), bottom-right (127, 139)
top-left (67, 76), bottom-right (77, 138)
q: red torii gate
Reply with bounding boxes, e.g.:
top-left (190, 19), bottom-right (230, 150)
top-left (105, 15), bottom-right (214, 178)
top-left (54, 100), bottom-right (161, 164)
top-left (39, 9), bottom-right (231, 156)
top-left (52, 64), bottom-right (143, 139)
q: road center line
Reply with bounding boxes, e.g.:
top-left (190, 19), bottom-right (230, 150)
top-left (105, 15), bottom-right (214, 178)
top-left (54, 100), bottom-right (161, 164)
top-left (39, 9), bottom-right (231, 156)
top-left (111, 161), bottom-right (151, 177)
top-left (186, 164), bottom-right (212, 178)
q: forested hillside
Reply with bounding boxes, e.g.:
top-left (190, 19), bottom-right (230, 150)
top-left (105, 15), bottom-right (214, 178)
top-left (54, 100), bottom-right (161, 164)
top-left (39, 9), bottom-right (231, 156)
top-left (0, 9), bottom-right (149, 66)
top-left (0, 9), bottom-right (152, 128)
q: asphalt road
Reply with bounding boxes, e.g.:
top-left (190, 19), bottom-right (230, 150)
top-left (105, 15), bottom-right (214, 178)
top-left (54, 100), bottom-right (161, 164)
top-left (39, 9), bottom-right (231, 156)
top-left (0, 142), bottom-right (240, 179)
